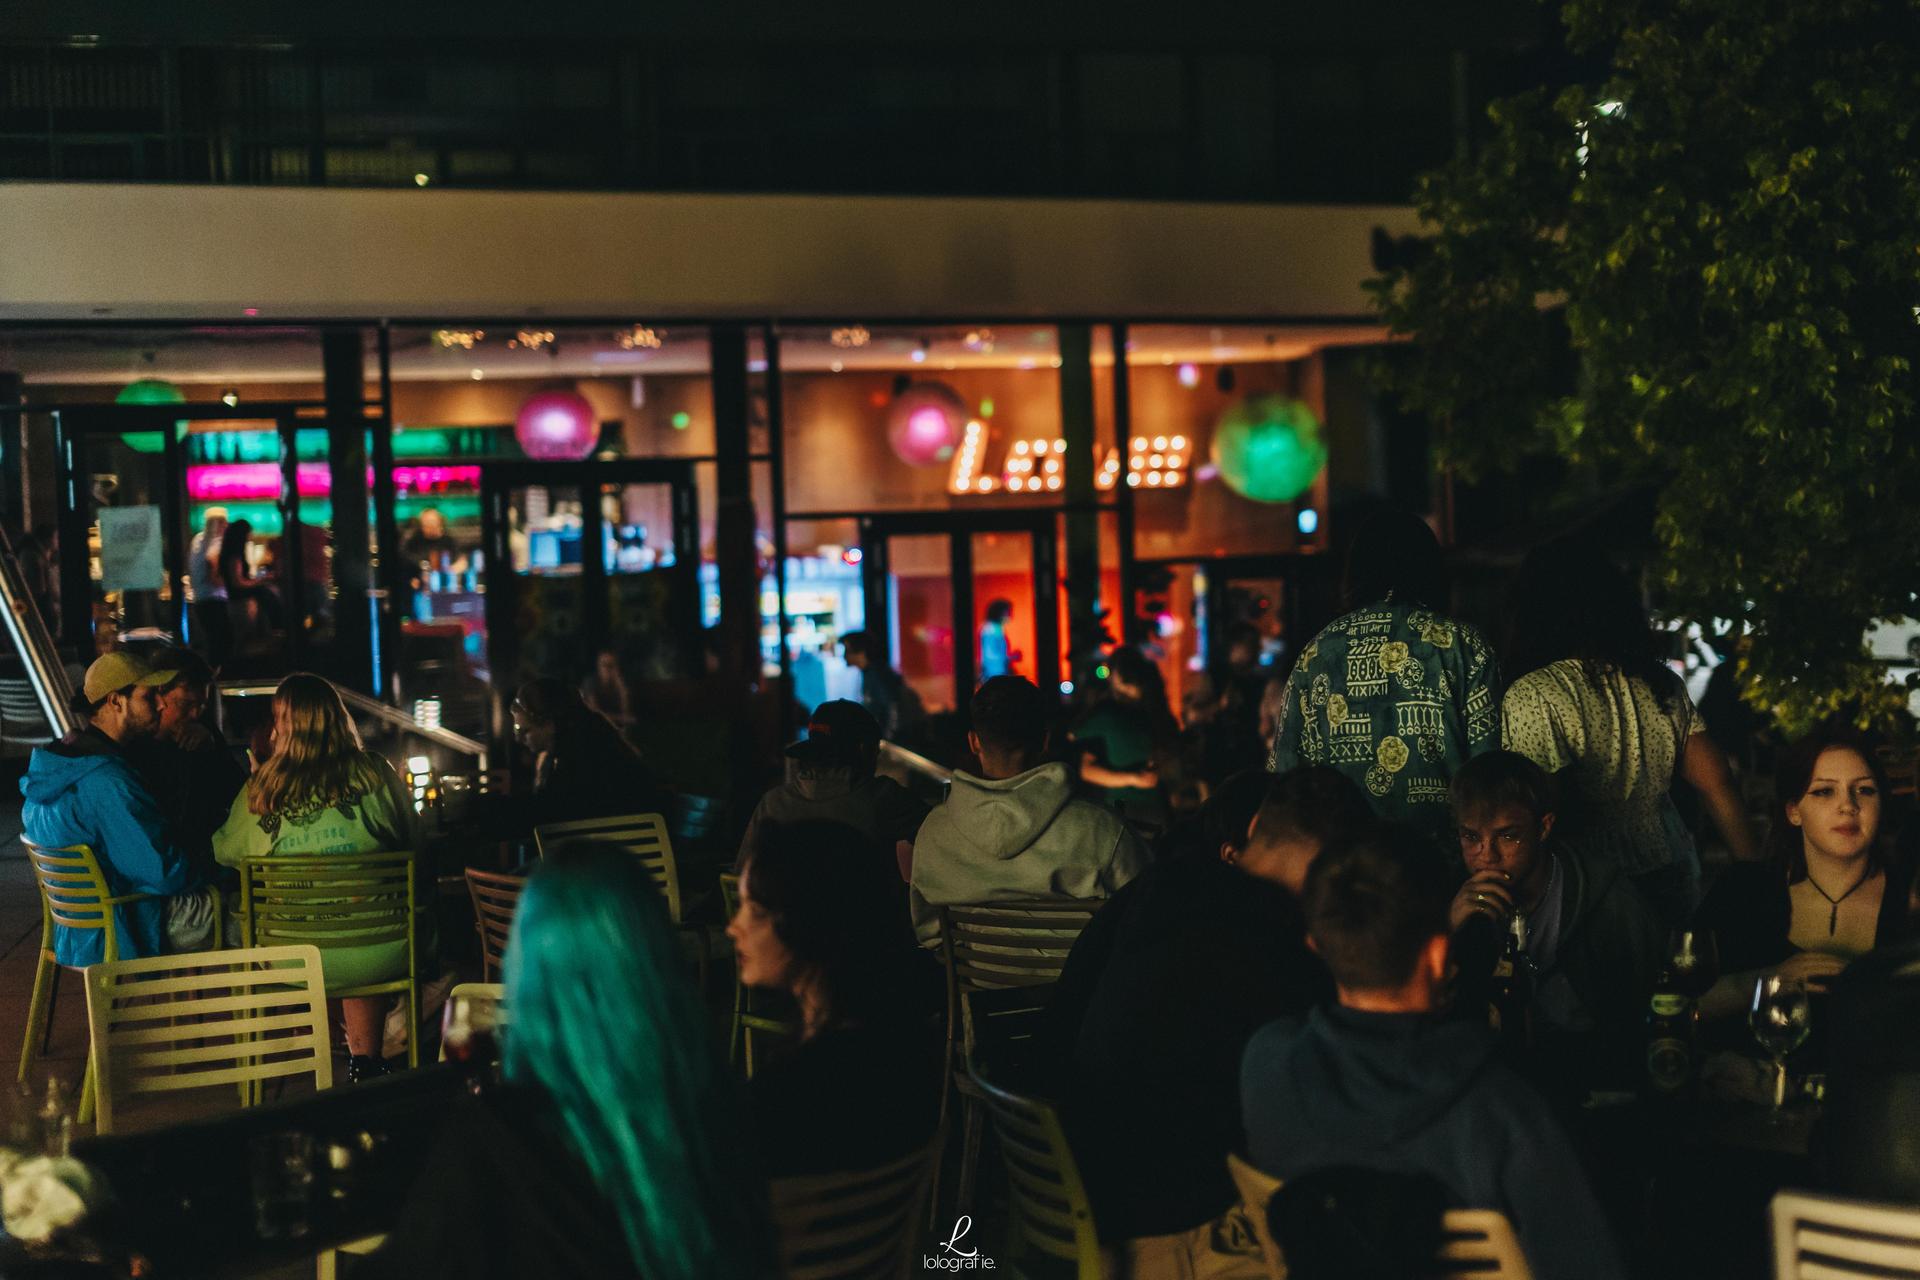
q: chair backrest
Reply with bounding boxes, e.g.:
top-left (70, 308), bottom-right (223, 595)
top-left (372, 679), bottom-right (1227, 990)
top-left (239, 852), bottom-right (417, 956)
top-left (769, 1143), bottom-right (934, 1280)
top-left (669, 792), bottom-right (722, 842)
top-left (1226, 1154), bottom-right (1289, 1280)
top-left (1438, 1211), bottom-right (1532, 1279)
top-left (939, 900), bottom-right (1099, 993)
top-left (463, 868), bottom-right (528, 981)
top-left (1772, 1189), bottom-right (1920, 1280)
top-left (23, 839), bottom-right (132, 960)
top-left (970, 1067), bottom-right (1102, 1277)
top-left (960, 983), bottom-right (1054, 1079)
top-left (534, 813), bottom-right (680, 922)
top-left (719, 870), bottom-right (741, 916)
top-left (84, 944), bottom-right (333, 1134)
top-left (1226, 1154), bottom-right (1534, 1280)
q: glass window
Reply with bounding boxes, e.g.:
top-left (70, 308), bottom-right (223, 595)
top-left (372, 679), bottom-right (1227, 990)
top-left (780, 324), bottom-right (1100, 515)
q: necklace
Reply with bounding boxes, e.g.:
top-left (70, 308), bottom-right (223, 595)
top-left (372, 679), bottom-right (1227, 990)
top-left (1804, 865), bottom-right (1876, 935)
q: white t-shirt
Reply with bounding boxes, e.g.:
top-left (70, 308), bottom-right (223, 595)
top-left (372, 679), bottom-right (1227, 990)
top-left (1500, 660), bottom-right (1701, 876)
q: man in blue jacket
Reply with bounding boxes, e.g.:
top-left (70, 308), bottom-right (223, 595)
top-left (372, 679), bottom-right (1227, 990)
top-left (21, 651), bottom-right (216, 966)
top-left (1241, 822), bottom-right (1627, 1280)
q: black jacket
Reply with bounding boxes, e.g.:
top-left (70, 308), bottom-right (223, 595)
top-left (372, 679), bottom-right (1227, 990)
top-left (1048, 859), bottom-right (1329, 1239)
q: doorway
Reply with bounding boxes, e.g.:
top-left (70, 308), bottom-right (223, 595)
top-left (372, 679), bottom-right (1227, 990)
top-left (858, 511), bottom-right (1061, 720)
top-left (480, 458), bottom-right (701, 733)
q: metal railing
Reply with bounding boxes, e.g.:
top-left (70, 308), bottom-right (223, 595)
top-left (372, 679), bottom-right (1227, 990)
top-left (0, 528), bottom-right (77, 739)
top-left (218, 680), bottom-right (488, 772)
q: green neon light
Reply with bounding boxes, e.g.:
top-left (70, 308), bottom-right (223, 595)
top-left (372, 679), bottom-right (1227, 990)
top-left (670, 412), bottom-right (691, 431)
top-left (190, 495), bottom-right (480, 538)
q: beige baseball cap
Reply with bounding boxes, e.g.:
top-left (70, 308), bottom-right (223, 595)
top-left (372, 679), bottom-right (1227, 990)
top-left (82, 651), bottom-right (178, 704)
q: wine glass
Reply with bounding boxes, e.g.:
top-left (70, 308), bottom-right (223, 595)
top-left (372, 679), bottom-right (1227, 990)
top-left (1750, 975), bottom-right (1812, 1120)
top-left (1668, 930), bottom-right (1721, 999)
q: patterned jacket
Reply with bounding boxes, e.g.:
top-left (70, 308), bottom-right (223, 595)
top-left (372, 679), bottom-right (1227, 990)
top-left (1268, 595), bottom-right (1500, 841)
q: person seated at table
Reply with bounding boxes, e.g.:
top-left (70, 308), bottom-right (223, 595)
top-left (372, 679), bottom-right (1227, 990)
top-left (909, 675), bottom-right (1148, 943)
top-left (218, 518), bottom-right (285, 639)
top-left (20, 651), bottom-right (217, 965)
top-left (1241, 823), bottom-right (1627, 1280)
top-left (510, 676), bottom-right (665, 830)
top-left (730, 820), bottom-right (941, 1177)
top-left (839, 629), bottom-right (927, 748)
top-left (1047, 767), bottom-right (1368, 1257)
top-left (734, 700), bottom-right (928, 887)
top-left (121, 646), bottom-right (247, 864)
top-left (213, 672), bottom-right (420, 1083)
top-left (1693, 727), bottom-right (1912, 1024)
top-left (578, 647), bottom-right (635, 731)
top-left (364, 844), bottom-right (765, 1280)
top-left (1447, 750), bottom-right (1666, 1087)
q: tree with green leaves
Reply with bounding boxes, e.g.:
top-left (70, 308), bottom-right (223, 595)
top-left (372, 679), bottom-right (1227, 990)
top-left (1370, 0), bottom-right (1920, 733)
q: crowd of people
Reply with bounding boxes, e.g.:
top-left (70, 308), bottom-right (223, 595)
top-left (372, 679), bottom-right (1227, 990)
top-left (10, 501), bottom-right (1911, 1278)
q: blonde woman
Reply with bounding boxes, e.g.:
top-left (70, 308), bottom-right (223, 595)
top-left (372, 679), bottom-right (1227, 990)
top-left (214, 672), bottom-right (418, 1081)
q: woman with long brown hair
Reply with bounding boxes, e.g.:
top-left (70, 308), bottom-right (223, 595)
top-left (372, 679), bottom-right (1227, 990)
top-left (214, 672), bottom-right (417, 1080)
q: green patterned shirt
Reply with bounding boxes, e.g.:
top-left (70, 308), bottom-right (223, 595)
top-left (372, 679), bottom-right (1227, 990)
top-left (1268, 596), bottom-right (1500, 839)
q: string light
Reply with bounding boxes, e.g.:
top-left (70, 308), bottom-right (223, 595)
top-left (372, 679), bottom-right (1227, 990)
top-left (616, 326), bottom-right (664, 350)
top-left (434, 329), bottom-right (484, 350)
top-left (964, 329), bottom-right (996, 354)
top-left (830, 326), bottom-right (872, 349)
top-left (508, 329), bottom-right (556, 351)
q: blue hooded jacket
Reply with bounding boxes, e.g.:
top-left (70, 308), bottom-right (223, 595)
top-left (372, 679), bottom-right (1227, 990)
top-left (20, 729), bottom-right (204, 966)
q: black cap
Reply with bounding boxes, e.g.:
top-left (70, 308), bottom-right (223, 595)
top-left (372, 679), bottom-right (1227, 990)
top-left (785, 699), bottom-right (882, 766)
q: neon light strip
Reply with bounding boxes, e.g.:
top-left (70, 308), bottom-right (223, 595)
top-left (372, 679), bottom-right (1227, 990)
top-left (187, 463), bottom-right (483, 500)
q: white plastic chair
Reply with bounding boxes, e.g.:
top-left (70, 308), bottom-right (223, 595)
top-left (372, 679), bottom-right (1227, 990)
top-left (1772, 1188), bottom-right (1920, 1279)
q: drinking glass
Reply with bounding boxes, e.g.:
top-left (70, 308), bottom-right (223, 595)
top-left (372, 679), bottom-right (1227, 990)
top-left (1667, 930), bottom-right (1721, 999)
top-left (249, 1130), bottom-right (315, 1241)
top-left (441, 992), bottom-right (501, 1067)
top-left (1750, 975), bottom-right (1812, 1120)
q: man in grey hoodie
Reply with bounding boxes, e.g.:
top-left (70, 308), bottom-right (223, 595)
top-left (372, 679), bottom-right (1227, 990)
top-left (1241, 823), bottom-right (1626, 1280)
top-left (734, 699), bottom-right (928, 887)
top-left (909, 675), bottom-right (1148, 942)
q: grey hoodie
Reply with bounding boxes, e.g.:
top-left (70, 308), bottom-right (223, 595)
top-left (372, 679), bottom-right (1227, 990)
top-left (908, 762), bottom-right (1148, 941)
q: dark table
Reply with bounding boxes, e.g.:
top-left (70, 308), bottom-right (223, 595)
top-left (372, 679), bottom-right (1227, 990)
top-left (68, 1065), bottom-right (469, 1280)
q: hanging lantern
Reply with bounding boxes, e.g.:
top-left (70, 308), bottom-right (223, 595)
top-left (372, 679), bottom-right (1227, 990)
top-left (1209, 395), bottom-right (1327, 503)
top-left (514, 388), bottom-right (600, 461)
top-left (115, 378), bottom-right (188, 454)
top-left (886, 382), bottom-right (966, 468)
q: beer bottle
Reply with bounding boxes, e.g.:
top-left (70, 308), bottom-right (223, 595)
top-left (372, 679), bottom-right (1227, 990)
top-left (1645, 964), bottom-right (1696, 1094)
top-left (1490, 912), bottom-right (1534, 1054)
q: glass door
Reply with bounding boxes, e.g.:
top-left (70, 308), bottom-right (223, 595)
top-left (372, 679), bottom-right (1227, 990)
top-left (481, 460), bottom-right (700, 735)
top-left (859, 513), bottom-right (1060, 726)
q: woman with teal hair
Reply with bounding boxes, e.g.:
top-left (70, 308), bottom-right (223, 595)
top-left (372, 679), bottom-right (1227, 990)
top-left (366, 843), bottom-right (765, 1279)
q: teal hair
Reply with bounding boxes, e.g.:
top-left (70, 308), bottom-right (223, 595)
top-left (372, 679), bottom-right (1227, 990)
top-left (502, 843), bottom-right (763, 1278)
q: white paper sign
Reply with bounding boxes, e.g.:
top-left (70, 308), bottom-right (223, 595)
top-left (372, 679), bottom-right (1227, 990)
top-left (98, 505), bottom-right (166, 593)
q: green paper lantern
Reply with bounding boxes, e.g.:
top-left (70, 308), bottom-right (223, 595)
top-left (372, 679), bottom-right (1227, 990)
top-left (1209, 395), bottom-right (1327, 503)
top-left (115, 378), bottom-right (188, 454)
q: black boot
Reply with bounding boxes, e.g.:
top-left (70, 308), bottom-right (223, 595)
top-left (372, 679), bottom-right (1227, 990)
top-left (346, 1054), bottom-right (391, 1085)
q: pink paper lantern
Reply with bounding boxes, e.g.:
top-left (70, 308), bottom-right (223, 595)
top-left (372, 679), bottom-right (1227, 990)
top-left (514, 389), bottom-right (600, 461)
top-left (886, 382), bottom-right (966, 467)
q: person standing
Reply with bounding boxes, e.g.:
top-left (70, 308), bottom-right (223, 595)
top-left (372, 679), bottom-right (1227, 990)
top-left (978, 598), bottom-right (1019, 681)
top-left (1499, 539), bottom-right (1757, 924)
top-left (839, 630), bottom-right (926, 747)
top-left (187, 506), bottom-right (232, 668)
top-left (1268, 508), bottom-right (1499, 845)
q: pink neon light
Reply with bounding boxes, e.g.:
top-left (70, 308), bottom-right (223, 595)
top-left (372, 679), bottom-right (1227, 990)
top-left (188, 462), bottom-right (483, 501)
